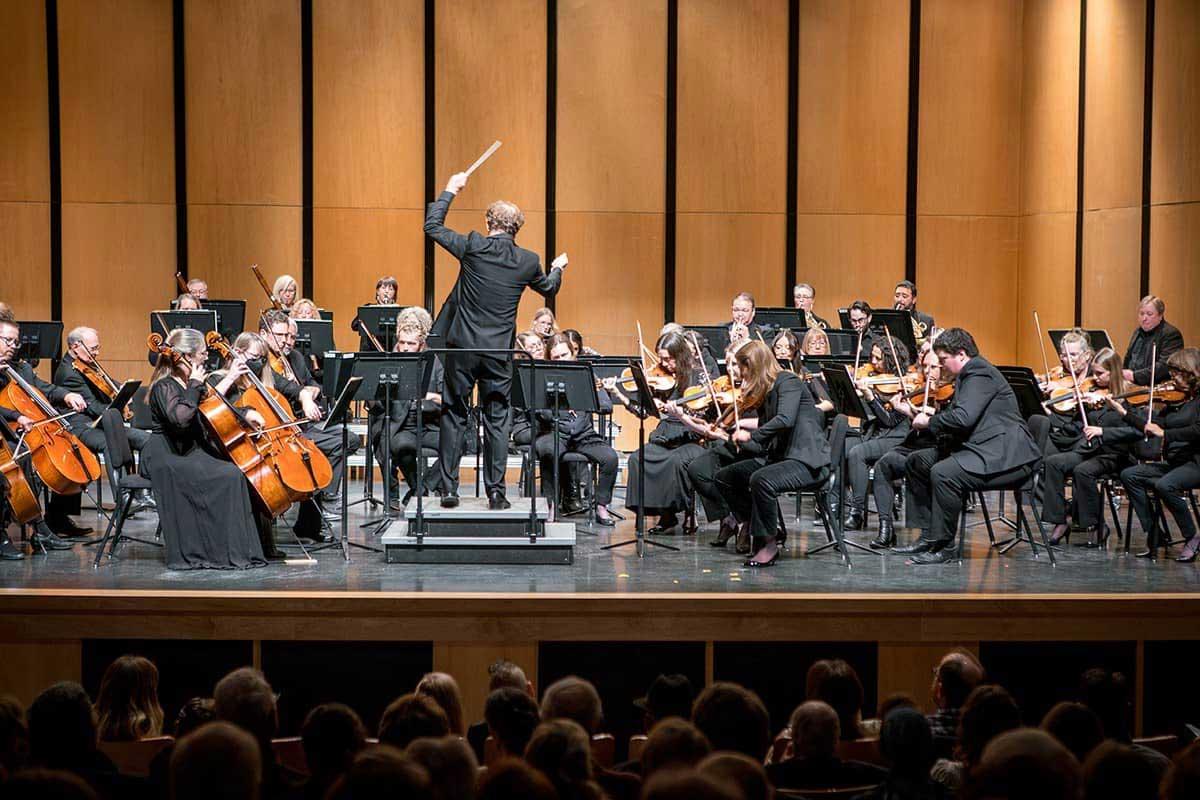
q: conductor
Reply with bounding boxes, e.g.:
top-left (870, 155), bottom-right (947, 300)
top-left (425, 171), bottom-right (567, 509)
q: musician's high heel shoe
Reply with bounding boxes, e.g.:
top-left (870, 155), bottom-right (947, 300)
top-left (709, 515), bottom-right (738, 548)
top-left (1176, 536), bottom-right (1199, 563)
top-left (745, 538), bottom-right (779, 568)
top-left (1048, 523), bottom-right (1070, 546)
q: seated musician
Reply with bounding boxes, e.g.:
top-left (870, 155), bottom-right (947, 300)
top-left (772, 330), bottom-right (798, 367)
top-left (844, 339), bottom-right (912, 531)
top-left (531, 307), bottom-right (558, 350)
top-left (290, 299), bottom-right (321, 320)
top-left (374, 276), bottom-right (399, 305)
top-left (712, 340), bottom-right (831, 567)
top-left (367, 319), bottom-right (444, 510)
top-left (799, 328), bottom-right (836, 417)
top-left (729, 292), bottom-right (767, 344)
top-left (516, 330), bottom-right (545, 362)
top-left (1110, 347), bottom-right (1200, 561)
top-left (893, 280), bottom-right (934, 346)
top-left (562, 328), bottom-right (600, 357)
top-left (793, 283), bottom-right (830, 329)
top-left (605, 330), bottom-right (707, 536)
top-left (47, 327), bottom-right (155, 532)
top-left (140, 327), bottom-right (269, 569)
top-left (0, 318), bottom-right (91, 556)
top-left (1121, 295), bottom-right (1184, 386)
top-left (175, 293), bottom-right (201, 311)
top-left (272, 275), bottom-right (299, 313)
top-left (185, 278), bottom-right (208, 301)
top-left (847, 300), bottom-right (880, 361)
top-left (893, 328), bottom-right (1041, 564)
top-left (660, 322), bottom-right (720, 378)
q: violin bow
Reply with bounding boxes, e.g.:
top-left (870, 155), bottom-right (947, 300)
top-left (1063, 348), bottom-right (1090, 429)
top-left (1033, 310), bottom-right (1053, 383)
top-left (689, 331), bottom-right (724, 418)
top-left (1145, 343), bottom-right (1157, 439)
top-left (852, 326), bottom-right (864, 376)
top-left (636, 321), bottom-right (648, 373)
top-left (883, 328), bottom-right (904, 386)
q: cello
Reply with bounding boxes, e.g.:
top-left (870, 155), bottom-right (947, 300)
top-left (0, 438), bottom-right (41, 523)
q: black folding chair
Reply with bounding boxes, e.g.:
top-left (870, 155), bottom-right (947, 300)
top-left (91, 411), bottom-right (161, 567)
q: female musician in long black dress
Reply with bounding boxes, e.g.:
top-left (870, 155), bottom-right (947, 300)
top-left (714, 341), bottom-right (831, 567)
top-left (606, 331), bottom-right (706, 535)
top-left (141, 328), bottom-right (268, 570)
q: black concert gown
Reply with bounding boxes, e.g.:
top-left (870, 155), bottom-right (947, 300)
top-left (140, 378), bottom-right (266, 570)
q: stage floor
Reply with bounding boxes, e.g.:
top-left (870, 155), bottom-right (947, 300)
top-left (3, 489), bottom-right (1198, 597)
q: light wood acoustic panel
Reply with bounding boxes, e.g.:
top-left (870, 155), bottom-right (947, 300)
top-left (553, 212), bottom-right (665, 356)
top-left (186, 0), bottom-right (301, 206)
top-left (877, 643), bottom-right (978, 714)
top-left (795, 214), bottom-right (905, 323)
top-left (1084, 0), bottom-right (1145, 211)
top-left (677, 0), bottom-right (788, 214)
top-left (62, 203), bottom-right (176, 380)
top-left (1020, 0), bottom-right (1080, 215)
top-left (314, 209), bottom-right (425, 351)
top-left (313, 0), bottom-right (424, 210)
top-left (675, 213), bottom-right (787, 325)
top-left (0, 1), bottom-right (48, 202)
top-left (917, 215), bottom-right (1019, 364)
top-left (1149, 203), bottom-right (1200, 346)
top-left (556, 0), bottom-right (667, 214)
top-left (188, 205), bottom-right (302, 316)
top-left (432, 642), bottom-right (536, 727)
top-left (0, 202), bottom-right (51, 320)
top-left (1082, 206), bottom-right (1141, 349)
top-left (1151, 0), bottom-right (1200, 205)
top-left (796, 0), bottom-right (909, 214)
top-left (58, 0), bottom-right (174, 204)
top-left (0, 642), bottom-right (82, 707)
top-left (918, 0), bottom-right (1022, 217)
top-left (1016, 213), bottom-right (1075, 368)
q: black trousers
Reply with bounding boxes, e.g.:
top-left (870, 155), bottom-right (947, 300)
top-left (715, 457), bottom-right (829, 540)
top-left (372, 424), bottom-right (440, 497)
top-left (440, 352), bottom-right (511, 495)
top-left (534, 434), bottom-right (618, 506)
top-left (46, 421), bottom-right (152, 520)
top-left (906, 450), bottom-right (1036, 546)
top-left (1041, 450), bottom-right (1088, 525)
top-left (1071, 453), bottom-right (1125, 528)
top-left (846, 428), bottom-right (909, 511)
top-left (687, 442), bottom-right (749, 523)
top-left (872, 443), bottom-right (920, 521)
top-left (1121, 461), bottom-right (1200, 543)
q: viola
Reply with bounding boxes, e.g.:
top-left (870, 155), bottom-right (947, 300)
top-left (1046, 376), bottom-right (1102, 413)
top-left (1109, 381), bottom-right (1188, 407)
top-left (903, 379), bottom-right (955, 406)
top-left (0, 437), bottom-right (41, 523)
top-left (0, 364), bottom-right (102, 496)
top-left (610, 364), bottom-right (676, 397)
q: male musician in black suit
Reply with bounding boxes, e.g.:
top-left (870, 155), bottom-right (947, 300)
top-left (1121, 295), bottom-right (1184, 386)
top-left (793, 283), bottom-right (830, 329)
top-left (893, 280), bottom-right (935, 342)
top-left (893, 328), bottom-right (1042, 564)
top-left (847, 300), bottom-right (882, 361)
top-left (426, 171), bottom-right (567, 508)
top-left (728, 291), bottom-right (769, 344)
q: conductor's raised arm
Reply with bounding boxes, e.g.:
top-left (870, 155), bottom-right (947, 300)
top-left (423, 173), bottom-right (471, 260)
top-left (532, 252), bottom-right (568, 298)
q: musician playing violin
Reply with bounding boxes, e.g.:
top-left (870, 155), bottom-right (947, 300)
top-left (0, 318), bottom-right (91, 557)
top-left (844, 339), bottom-right (912, 532)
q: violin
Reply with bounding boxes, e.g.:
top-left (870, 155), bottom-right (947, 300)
top-left (609, 364), bottom-right (676, 397)
top-left (1045, 376), bottom-right (1103, 413)
top-left (904, 379), bottom-right (955, 406)
top-left (0, 437), bottom-right (41, 523)
top-left (0, 364), bottom-right (102, 496)
top-left (1108, 381), bottom-right (1188, 407)
top-left (681, 375), bottom-right (734, 412)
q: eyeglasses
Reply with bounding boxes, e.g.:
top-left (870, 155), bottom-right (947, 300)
top-left (0, 336), bottom-right (19, 347)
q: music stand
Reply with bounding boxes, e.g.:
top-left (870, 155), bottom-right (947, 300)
top-left (824, 330), bottom-right (859, 357)
top-left (601, 362), bottom-right (680, 556)
top-left (355, 305), bottom-right (400, 352)
top-left (295, 319), bottom-right (334, 371)
top-left (90, 381), bottom-right (142, 428)
top-left (682, 325), bottom-right (730, 360)
top-left (15, 321), bottom-right (63, 369)
top-left (1048, 328), bottom-right (1113, 353)
top-left (201, 299), bottom-right (245, 343)
top-left (306, 375), bottom-right (368, 559)
top-left (754, 307), bottom-right (806, 332)
top-left (319, 308), bottom-right (334, 322)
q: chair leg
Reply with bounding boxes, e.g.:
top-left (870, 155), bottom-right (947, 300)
top-left (957, 504), bottom-right (967, 563)
top-left (1020, 490), bottom-right (1056, 566)
top-left (977, 493), bottom-right (998, 546)
top-left (93, 490), bottom-right (134, 568)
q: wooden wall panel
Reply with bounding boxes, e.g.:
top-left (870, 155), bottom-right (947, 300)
top-left (1150, 0), bottom-right (1200, 205)
top-left (1017, 213), bottom-right (1075, 366)
top-left (796, 0), bottom-right (909, 215)
top-left (0, 641), bottom-right (82, 708)
top-left (1020, 0), bottom-right (1079, 215)
top-left (0, 2), bottom-right (48, 202)
top-left (61, 204), bottom-right (176, 380)
top-left (186, 0), bottom-right (301, 207)
top-left (432, 642), bottom-right (536, 727)
top-left (0, 203), bottom-right (51, 320)
top-left (1149, 203), bottom-right (1200, 347)
top-left (877, 643), bottom-right (978, 714)
top-left (674, 215), bottom-right (788, 325)
top-left (795, 215), bottom-right (905, 322)
top-left (1081, 207), bottom-right (1141, 346)
top-left (58, 0), bottom-right (174, 204)
top-left (314, 209), bottom-right (425, 351)
top-left (1084, 0), bottom-right (1145, 211)
top-left (918, 216), bottom-right (1019, 364)
top-left (188, 205), bottom-right (302, 308)
top-left (917, 0), bottom-right (1022, 217)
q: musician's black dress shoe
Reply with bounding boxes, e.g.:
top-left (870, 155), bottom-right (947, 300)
top-left (440, 493), bottom-right (460, 508)
top-left (488, 491), bottom-right (510, 511)
top-left (844, 508), bottom-right (865, 531)
top-left (47, 516), bottom-right (93, 537)
top-left (0, 539), bottom-right (26, 560)
top-left (31, 531), bottom-right (76, 551)
top-left (592, 514), bottom-right (616, 528)
top-left (910, 549), bottom-right (956, 565)
top-left (891, 540), bottom-right (935, 555)
top-left (296, 528), bottom-right (335, 544)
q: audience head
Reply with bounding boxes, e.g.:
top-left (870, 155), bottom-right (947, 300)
top-left (170, 721), bottom-right (260, 800)
top-left (27, 682), bottom-right (97, 770)
top-left (641, 769), bottom-right (742, 800)
top-left (487, 660), bottom-right (533, 696)
top-left (1161, 740), bottom-right (1200, 800)
top-left (805, 659), bottom-right (865, 741)
top-left (416, 672), bottom-right (466, 737)
top-left (1081, 740), bottom-right (1159, 800)
top-left (636, 674), bottom-right (695, 729)
top-left (0, 694), bottom-right (29, 776)
top-left (964, 728), bottom-right (1080, 800)
top-left (326, 745), bottom-right (432, 800)
top-left (476, 759), bottom-right (557, 800)
top-left (300, 702), bottom-right (367, 780)
top-left (485, 687), bottom-right (541, 759)
top-left (378, 693), bottom-right (450, 751)
top-left (934, 650), bottom-right (985, 711)
top-left (788, 701), bottom-right (839, 761)
top-left (1078, 668), bottom-right (1132, 742)
top-left (523, 719), bottom-right (601, 800)
top-left (957, 685), bottom-right (1022, 769)
top-left (173, 697), bottom-right (215, 738)
top-left (2, 768), bottom-right (99, 800)
top-left (698, 752), bottom-right (773, 800)
top-left (879, 706), bottom-right (936, 777)
top-left (877, 692), bottom-right (918, 721)
top-left (405, 736), bottom-right (479, 800)
top-left (95, 654), bottom-right (164, 742)
top-left (641, 717), bottom-right (711, 777)
top-left (213, 668), bottom-right (277, 754)
top-left (691, 682), bottom-right (770, 761)
top-left (1040, 701), bottom-right (1103, 764)
top-left (539, 676), bottom-right (602, 735)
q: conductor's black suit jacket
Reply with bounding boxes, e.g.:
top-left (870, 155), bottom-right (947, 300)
top-left (425, 191), bottom-right (561, 355)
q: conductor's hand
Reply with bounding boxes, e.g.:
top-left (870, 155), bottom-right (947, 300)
top-left (551, 253), bottom-right (569, 271)
top-left (445, 172), bottom-right (469, 195)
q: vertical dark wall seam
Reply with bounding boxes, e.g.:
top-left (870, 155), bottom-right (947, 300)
top-left (46, 0), bottom-right (62, 321)
top-left (423, 0), bottom-right (436, 311)
top-left (664, 0), bottom-right (678, 323)
top-left (903, 0), bottom-right (921, 285)
top-left (301, 0), bottom-right (314, 298)
top-left (545, 0), bottom-right (557, 313)
top-left (1074, 0), bottom-right (1087, 326)
top-left (784, 0), bottom-right (799, 303)
top-left (1139, 0), bottom-right (1155, 298)
top-left (172, 0), bottom-right (188, 283)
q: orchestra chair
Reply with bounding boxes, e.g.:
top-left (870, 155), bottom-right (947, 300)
top-left (272, 737), bottom-right (310, 776)
top-left (807, 415), bottom-right (874, 562)
top-left (590, 732), bottom-right (615, 768)
top-left (98, 736), bottom-right (174, 778)
top-left (628, 734), bottom-right (648, 763)
top-left (836, 737), bottom-right (883, 766)
top-left (956, 467), bottom-right (1056, 566)
top-left (776, 786), bottom-right (880, 800)
top-left (1132, 734), bottom-right (1179, 759)
top-left (1123, 492), bottom-right (1186, 554)
top-left (91, 411), bottom-right (162, 568)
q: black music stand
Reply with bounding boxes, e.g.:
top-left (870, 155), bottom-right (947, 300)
top-left (355, 305), bottom-right (400, 352)
top-left (15, 321), bottom-right (63, 371)
top-left (682, 325), bottom-right (730, 360)
top-left (602, 362), bottom-right (679, 556)
top-left (513, 361), bottom-right (599, 524)
top-left (319, 308), bottom-right (334, 321)
top-left (320, 351), bottom-right (383, 512)
top-left (306, 375), bottom-right (368, 559)
top-left (820, 330), bottom-right (858, 357)
top-left (201, 299), bottom-right (245, 343)
top-left (1048, 328), bottom-right (1113, 353)
top-left (295, 319), bottom-right (334, 370)
top-left (754, 307), bottom-right (806, 332)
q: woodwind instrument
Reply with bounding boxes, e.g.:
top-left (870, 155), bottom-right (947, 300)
top-left (175, 272), bottom-right (190, 296)
top-left (250, 264), bottom-right (283, 311)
